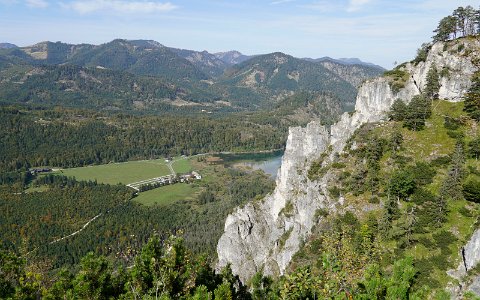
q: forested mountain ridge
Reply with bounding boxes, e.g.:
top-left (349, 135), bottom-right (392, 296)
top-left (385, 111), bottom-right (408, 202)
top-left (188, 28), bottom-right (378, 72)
top-left (168, 47), bottom-right (230, 77)
top-left (0, 39), bottom-right (383, 112)
top-left (0, 64), bottom-right (181, 109)
top-left (0, 42), bottom-right (17, 49)
top-left (216, 52), bottom-right (367, 109)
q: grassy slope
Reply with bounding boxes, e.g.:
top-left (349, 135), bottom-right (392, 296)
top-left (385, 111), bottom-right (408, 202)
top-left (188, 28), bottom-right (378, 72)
top-left (370, 100), bottom-right (478, 289)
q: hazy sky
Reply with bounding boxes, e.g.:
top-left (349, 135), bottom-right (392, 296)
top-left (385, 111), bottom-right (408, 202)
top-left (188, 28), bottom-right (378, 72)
top-left (1, 0), bottom-right (479, 68)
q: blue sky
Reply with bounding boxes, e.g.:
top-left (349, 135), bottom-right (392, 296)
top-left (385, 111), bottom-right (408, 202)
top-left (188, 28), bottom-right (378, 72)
top-left (1, 0), bottom-right (479, 68)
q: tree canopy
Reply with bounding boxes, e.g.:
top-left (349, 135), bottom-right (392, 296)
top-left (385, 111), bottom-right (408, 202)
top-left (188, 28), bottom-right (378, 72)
top-left (433, 6), bottom-right (479, 42)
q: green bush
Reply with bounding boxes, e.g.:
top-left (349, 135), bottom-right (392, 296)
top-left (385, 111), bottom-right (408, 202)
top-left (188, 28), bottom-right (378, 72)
top-left (458, 206), bottom-right (473, 217)
top-left (463, 178), bottom-right (480, 203)
top-left (328, 186), bottom-right (341, 199)
top-left (411, 188), bottom-right (435, 205)
top-left (384, 70), bottom-right (410, 94)
top-left (444, 116), bottom-right (461, 130)
top-left (331, 162), bottom-right (346, 169)
top-left (430, 156), bottom-right (451, 167)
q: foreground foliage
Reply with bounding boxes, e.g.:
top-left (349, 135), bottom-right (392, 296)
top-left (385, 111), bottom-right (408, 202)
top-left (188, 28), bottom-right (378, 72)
top-left (1, 234), bottom-right (419, 300)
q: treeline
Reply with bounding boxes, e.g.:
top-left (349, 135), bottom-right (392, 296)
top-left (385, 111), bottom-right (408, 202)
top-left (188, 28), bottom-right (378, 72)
top-left (0, 233), bottom-right (418, 300)
top-left (0, 105), bottom-right (285, 179)
top-left (433, 6), bottom-right (480, 42)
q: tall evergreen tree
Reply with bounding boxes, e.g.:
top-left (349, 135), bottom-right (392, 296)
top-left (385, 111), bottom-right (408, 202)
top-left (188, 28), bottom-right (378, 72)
top-left (424, 64), bottom-right (440, 99)
top-left (464, 72), bottom-right (480, 121)
top-left (433, 16), bottom-right (457, 41)
top-left (440, 141), bottom-right (465, 201)
top-left (403, 95), bottom-right (431, 131)
top-left (389, 99), bottom-right (408, 121)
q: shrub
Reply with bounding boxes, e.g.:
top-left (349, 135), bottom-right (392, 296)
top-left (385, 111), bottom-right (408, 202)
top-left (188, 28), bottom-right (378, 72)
top-left (331, 162), bottom-right (346, 169)
top-left (384, 70), bottom-right (410, 94)
top-left (463, 178), bottom-right (480, 203)
top-left (328, 186), bottom-right (341, 199)
top-left (388, 169), bottom-right (416, 200)
top-left (458, 206), bottom-right (473, 217)
top-left (411, 188), bottom-right (435, 205)
top-left (444, 116), bottom-right (461, 130)
top-left (430, 156), bottom-right (451, 167)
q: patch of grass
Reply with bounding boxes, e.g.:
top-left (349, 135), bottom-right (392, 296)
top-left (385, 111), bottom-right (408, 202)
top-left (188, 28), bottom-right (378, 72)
top-left (25, 185), bottom-right (49, 193)
top-left (401, 101), bottom-right (461, 161)
top-left (172, 158), bottom-right (193, 174)
top-left (57, 159), bottom-right (171, 184)
top-left (133, 183), bottom-right (200, 206)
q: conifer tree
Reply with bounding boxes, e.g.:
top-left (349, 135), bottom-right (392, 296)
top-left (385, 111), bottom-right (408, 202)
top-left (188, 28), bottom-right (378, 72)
top-left (464, 72), bottom-right (480, 121)
top-left (440, 141), bottom-right (465, 201)
top-left (424, 64), bottom-right (440, 99)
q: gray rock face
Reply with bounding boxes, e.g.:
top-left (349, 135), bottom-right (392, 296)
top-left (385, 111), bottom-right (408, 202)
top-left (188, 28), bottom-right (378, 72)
top-left (464, 228), bottom-right (480, 271)
top-left (448, 228), bottom-right (480, 298)
top-left (407, 40), bottom-right (479, 102)
top-left (217, 122), bottom-right (331, 281)
top-left (216, 39), bottom-right (479, 283)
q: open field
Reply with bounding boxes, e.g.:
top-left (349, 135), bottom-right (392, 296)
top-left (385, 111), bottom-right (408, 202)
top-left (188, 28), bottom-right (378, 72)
top-left (133, 183), bottom-right (201, 206)
top-left (172, 158), bottom-right (193, 173)
top-left (57, 159), bottom-right (171, 185)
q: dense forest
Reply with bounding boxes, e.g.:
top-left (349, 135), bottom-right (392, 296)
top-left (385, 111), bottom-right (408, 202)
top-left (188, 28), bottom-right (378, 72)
top-left (0, 166), bottom-right (275, 269)
top-left (0, 105), bottom-right (286, 177)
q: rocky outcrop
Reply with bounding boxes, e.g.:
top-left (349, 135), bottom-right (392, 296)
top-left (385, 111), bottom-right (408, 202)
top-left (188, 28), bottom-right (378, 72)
top-left (407, 40), bottom-right (479, 101)
top-left (217, 122), bottom-right (332, 281)
top-left (447, 228), bottom-right (480, 297)
top-left (464, 228), bottom-right (480, 271)
top-left (216, 39), bottom-right (479, 283)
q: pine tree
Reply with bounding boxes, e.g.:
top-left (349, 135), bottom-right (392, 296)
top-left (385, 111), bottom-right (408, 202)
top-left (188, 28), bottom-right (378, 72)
top-left (433, 16), bottom-right (457, 41)
top-left (389, 99), bottom-right (408, 121)
top-left (440, 141), bottom-right (465, 201)
top-left (424, 64), bottom-right (440, 100)
top-left (403, 95), bottom-right (431, 131)
top-left (464, 72), bottom-right (480, 121)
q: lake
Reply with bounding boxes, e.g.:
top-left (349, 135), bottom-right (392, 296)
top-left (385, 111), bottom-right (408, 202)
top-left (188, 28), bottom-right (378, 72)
top-left (219, 151), bottom-right (284, 179)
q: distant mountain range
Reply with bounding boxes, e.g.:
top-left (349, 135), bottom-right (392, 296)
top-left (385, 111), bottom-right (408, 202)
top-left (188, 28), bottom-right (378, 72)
top-left (0, 39), bottom-right (385, 112)
top-left (302, 56), bottom-right (385, 70)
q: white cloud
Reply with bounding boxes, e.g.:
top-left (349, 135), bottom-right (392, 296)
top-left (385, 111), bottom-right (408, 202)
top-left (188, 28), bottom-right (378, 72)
top-left (347, 0), bottom-right (372, 12)
top-left (66, 0), bottom-right (177, 14)
top-left (270, 0), bottom-right (294, 5)
top-left (26, 0), bottom-right (48, 8)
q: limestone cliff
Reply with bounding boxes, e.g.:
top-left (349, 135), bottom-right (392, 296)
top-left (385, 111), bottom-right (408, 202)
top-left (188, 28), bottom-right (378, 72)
top-left (216, 38), bottom-right (480, 283)
top-left (448, 228), bottom-right (480, 297)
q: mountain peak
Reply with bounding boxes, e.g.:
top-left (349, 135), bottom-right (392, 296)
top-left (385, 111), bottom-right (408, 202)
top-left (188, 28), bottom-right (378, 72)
top-left (214, 50), bottom-right (251, 65)
top-left (127, 39), bottom-right (164, 49)
top-left (0, 43), bottom-right (18, 49)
